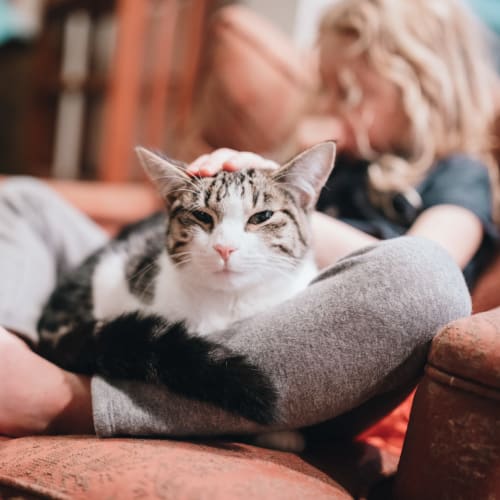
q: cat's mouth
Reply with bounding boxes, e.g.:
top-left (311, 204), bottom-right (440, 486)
top-left (214, 268), bottom-right (241, 276)
top-left (213, 263), bottom-right (247, 279)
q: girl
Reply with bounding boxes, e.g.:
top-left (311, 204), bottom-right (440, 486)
top-left (0, 0), bottom-right (494, 439)
top-left (191, 0), bottom-right (500, 286)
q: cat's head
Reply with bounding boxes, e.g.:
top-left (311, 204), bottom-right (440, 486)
top-left (136, 143), bottom-right (336, 292)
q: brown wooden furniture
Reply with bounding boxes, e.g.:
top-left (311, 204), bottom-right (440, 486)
top-left (100, 0), bottom-right (213, 182)
top-left (23, 0), bottom-right (214, 181)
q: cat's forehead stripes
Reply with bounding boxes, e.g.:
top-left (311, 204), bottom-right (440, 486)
top-left (198, 170), bottom-right (287, 213)
top-left (168, 171), bottom-right (303, 227)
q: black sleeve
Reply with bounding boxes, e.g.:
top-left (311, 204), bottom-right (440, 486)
top-left (420, 154), bottom-right (497, 236)
top-left (419, 154), bottom-right (499, 288)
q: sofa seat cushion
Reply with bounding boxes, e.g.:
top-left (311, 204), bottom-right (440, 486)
top-left (0, 436), bottom-right (355, 499)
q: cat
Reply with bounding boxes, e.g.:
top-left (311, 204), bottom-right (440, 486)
top-left (37, 141), bottom-right (336, 451)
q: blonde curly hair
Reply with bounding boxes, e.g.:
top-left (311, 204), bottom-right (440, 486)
top-left (319, 0), bottom-right (500, 216)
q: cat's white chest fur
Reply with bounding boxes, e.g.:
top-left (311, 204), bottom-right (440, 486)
top-left (92, 249), bottom-right (145, 319)
top-left (92, 247), bottom-right (316, 336)
top-left (151, 251), bottom-right (317, 336)
top-left (92, 248), bottom-right (317, 337)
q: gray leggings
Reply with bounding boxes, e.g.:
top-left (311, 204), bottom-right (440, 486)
top-left (0, 178), bottom-right (471, 438)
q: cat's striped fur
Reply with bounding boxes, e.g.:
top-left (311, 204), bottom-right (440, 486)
top-left (37, 142), bottom-right (336, 449)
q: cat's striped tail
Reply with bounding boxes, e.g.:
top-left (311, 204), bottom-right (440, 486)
top-left (91, 312), bottom-right (278, 425)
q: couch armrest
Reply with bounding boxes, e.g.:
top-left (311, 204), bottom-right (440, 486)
top-left (394, 309), bottom-right (500, 499)
top-left (428, 307), bottom-right (500, 388)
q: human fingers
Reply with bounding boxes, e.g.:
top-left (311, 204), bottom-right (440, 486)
top-left (222, 152), bottom-right (279, 172)
top-left (186, 154), bottom-right (210, 174)
top-left (186, 148), bottom-right (238, 177)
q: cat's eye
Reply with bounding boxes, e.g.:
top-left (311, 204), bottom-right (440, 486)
top-left (191, 210), bottom-right (213, 225)
top-left (248, 210), bottom-right (274, 225)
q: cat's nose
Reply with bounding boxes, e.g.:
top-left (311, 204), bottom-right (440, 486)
top-left (213, 244), bottom-right (237, 262)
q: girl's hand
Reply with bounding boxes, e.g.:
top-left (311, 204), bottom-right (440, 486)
top-left (187, 148), bottom-right (279, 177)
top-left (0, 326), bottom-right (93, 436)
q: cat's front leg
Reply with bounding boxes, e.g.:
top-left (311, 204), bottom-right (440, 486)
top-left (37, 320), bottom-right (100, 374)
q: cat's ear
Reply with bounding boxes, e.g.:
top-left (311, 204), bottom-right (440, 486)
top-left (135, 147), bottom-right (190, 204)
top-left (274, 141), bottom-right (336, 210)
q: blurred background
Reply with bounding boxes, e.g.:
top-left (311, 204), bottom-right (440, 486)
top-left (0, 0), bottom-right (498, 183)
top-left (0, 0), bottom-right (333, 183)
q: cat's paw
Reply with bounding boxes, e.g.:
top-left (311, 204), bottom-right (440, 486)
top-left (253, 430), bottom-right (306, 453)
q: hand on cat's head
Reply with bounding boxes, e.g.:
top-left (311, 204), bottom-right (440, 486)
top-left (135, 142), bottom-right (336, 211)
top-left (186, 148), bottom-right (279, 177)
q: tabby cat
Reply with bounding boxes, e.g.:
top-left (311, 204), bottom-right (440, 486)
top-left (37, 142), bottom-right (336, 451)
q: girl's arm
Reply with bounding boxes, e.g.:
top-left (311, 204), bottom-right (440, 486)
top-left (311, 211), bottom-right (377, 268)
top-left (311, 205), bottom-right (483, 270)
top-left (406, 205), bottom-right (483, 269)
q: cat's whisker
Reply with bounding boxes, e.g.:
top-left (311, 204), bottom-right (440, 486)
top-left (171, 250), bottom-right (207, 260)
top-left (247, 254), bottom-right (299, 267)
top-left (252, 265), bottom-right (295, 280)
top-left (169, 249), bottom-right (210, 263)
top-left (274, 179), bottom-right (308, 192)
top-left (170, 250), bottom-right (193, 258)
top-left (172, 259), bottom-right (194, 269)
top-left (240, 261), bottom-right (296, 273)
top-left (273, 171), bottom-right (308, 181)
top-left (138, 279), bottom-right (157, 302)
top-left (185, 176), bottom-right (210, 195)
top-left (127, 260), bottom-right (159, 283)
top-left (256, 260), bottom-right (297, 272)
top-left (152, 173), bottom-right (198, 188)
top-left (150, 174), bottom-right (201, 197)
top-left (237, 260), bottom-right (297, 277)
top-left (171, 188), bottom-right (199, 197)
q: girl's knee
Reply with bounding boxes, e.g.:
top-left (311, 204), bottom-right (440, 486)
top-left (380, 236), bottom-right (463, 282)
top-left (378, 236), bottom-right (471, 321)
top-left (332, 236), bottom-right (471, 324)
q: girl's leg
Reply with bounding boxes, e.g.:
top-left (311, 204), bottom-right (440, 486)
top-left (0, 177), bottom-right (108, 436)
top-left (91, 236), bottom-right (471, 437)
top-left (0, 177), bottom-right (108, 342)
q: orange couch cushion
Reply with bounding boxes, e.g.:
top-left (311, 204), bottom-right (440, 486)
top-left (0, 436), bottom-right (355, 499)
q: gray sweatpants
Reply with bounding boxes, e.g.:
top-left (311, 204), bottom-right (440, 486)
top-left (0, 178), bottom-right (471, 438)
